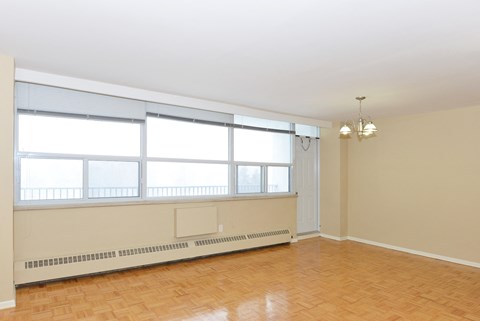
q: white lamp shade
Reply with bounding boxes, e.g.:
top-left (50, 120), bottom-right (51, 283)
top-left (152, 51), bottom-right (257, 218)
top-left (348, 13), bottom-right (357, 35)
top-left (339, 124), bottom-right (352, 135)
top-left (363, 121), bottom-right (377, 132)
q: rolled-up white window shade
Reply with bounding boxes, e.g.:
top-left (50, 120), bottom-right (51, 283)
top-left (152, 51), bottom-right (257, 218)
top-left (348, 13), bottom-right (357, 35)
top-left (146, 102), bottom-right (233, 124)
top-left (234, 115), bottom-right (292, 131)
top-left (295, 124), bottom-right (320, 138)
top-left (15, 82), bottom-right (146, 120)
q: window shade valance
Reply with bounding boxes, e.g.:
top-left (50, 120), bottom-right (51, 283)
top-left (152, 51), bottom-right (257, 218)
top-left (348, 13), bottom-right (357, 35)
top-left (295, 124), bottom-right (320, 138)
top-left (16, 82), bottom-right (146, 121)
top-left (146, 102), bottom-right (233, 124)
top-left (15, 82), bottom-right (319, 136)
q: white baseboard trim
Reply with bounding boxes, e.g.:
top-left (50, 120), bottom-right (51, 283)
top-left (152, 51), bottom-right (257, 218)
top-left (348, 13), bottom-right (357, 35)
top-left (347, 236), bottom-right (480, 269)
top-left (0, 299), bottom-right (15, 310)
top-left (297, 232), bottom-right (320, 241)
top-left (317, 233), bottom-right (480, 268)
top-left (319, 233), bottom-right (348, 241)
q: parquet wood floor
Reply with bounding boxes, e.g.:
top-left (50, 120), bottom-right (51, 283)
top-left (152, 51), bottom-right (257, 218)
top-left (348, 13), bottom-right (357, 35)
top-left (1, 238), bottom-right (479, 320)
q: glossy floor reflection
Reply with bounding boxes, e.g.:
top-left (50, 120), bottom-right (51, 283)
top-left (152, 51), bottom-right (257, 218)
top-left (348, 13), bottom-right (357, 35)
top-left (1, 237), bottom-right (480, 320)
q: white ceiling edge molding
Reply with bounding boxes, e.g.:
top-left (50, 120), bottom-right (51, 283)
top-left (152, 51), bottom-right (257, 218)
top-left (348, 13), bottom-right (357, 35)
top-left (15, 68), bottom-right (331, 128)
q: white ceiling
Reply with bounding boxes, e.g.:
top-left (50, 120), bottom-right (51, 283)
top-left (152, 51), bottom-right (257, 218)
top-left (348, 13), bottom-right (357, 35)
top-left (1, 0), bottom-right (480, 121)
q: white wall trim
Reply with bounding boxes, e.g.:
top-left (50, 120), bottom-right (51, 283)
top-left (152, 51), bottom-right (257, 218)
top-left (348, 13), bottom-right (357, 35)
top-left (347, 236), bottom-right (480, 269)
top-left (14, 68), bottom-right (332, 128)
top-left (318, 234), bottom-right (480, 268)
top-left (0, 299), bottom-right (15, 310)
top-left (298, 232), bottom-right (321, 240)
top-left (319, 233), bottom-right (348, 241)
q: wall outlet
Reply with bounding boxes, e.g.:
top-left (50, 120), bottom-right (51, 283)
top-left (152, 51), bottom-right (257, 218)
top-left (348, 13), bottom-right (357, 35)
top-left (218, 224), bottom-right (223, 232)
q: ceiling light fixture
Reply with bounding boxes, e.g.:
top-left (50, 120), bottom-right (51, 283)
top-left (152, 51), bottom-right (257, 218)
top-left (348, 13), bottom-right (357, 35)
top-left (339, 96), bottom-right (378, 138)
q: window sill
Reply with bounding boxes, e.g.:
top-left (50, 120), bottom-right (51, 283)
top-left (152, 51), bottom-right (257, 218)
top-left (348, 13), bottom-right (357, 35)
top-left (14, 193), bottom-right (298, 211)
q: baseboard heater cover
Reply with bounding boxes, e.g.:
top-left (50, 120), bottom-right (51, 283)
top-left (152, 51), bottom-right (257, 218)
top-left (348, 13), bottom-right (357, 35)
top-left (24, 251), bottom-right (117, 270)
top-left (15, 228), bottom-right (291, 285)
top-left (119, 242), bottom-right (189, 257)
top-left (247, 229), bottom-right (290, 239)
top-left (195, 235), bottom-right (247, 246)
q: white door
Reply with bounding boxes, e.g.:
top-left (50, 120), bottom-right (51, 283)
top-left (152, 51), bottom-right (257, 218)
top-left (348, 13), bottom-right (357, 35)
top-left (295, 136), bottom-right (319, 234)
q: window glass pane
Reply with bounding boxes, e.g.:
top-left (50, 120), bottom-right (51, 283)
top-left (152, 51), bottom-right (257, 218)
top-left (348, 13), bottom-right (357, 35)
top-left (234, 129), bottom-right (291, 163)
top-left (147, 117), bottom-right (228, 160)
top-left (88, 161), bottom-right (139, 198)
top-left (237, 165), bottom-right (262, 194)
top-left (268, 166), bottom-right (290, 193)
top-left (18, 114), bottom-right (141, 156)
top-left (20, 158), bottom-right (83, 200)
top-left (147, 162), bottom-right (228, 197)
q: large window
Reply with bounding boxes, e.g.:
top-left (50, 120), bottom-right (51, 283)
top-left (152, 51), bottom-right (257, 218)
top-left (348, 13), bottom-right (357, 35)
top-left (234, 128), bottom-right (292, 194)
top-left (15, 82), bottom-right (312, 204)
top-left (17, 112), bottom-right (141, 201)
top-left (146, 116), bottom-right (229, 197)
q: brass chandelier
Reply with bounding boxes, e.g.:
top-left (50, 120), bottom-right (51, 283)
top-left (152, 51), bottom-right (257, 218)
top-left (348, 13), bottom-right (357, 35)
top-left (339, 96), bottom-right (378, 137)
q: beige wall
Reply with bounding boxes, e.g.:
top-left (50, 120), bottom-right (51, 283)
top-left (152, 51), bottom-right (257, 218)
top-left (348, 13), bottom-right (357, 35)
top-left (320, 123), bottom-right (348, 238)
top-left (6, 60), bottom-right (297, 286)
top-left (347, 106), bottom-right (480, 263)
top-left (15, 197), bottom-right (296, 261)
top-left (0, 55), bottom-right (15, 304)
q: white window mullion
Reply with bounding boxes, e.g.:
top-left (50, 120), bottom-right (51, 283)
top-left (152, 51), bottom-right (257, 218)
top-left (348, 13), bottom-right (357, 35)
top-left (83, 159), bottom-right (88, 200)
top-left (262, 165), bottom-right (267, 194)
top-left (290, 134), bottom-right (295, 194)
top-left (229, 126), bottom-right (235, 196)
top-left (141, 120), bottom-right (147, 199)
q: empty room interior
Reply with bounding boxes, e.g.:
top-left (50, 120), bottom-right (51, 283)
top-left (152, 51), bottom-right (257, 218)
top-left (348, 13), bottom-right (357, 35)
top-left (1, 1), bottom-right (480, 320)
